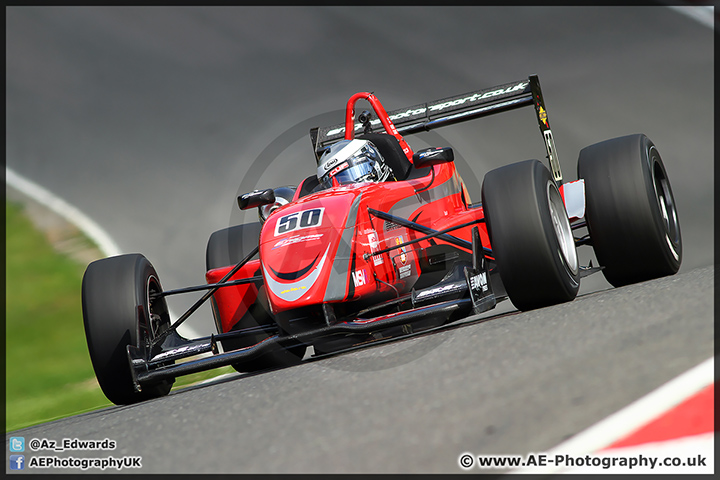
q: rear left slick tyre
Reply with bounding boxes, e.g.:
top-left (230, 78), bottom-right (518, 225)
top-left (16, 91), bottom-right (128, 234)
top-left (578, 134), bottom-right (682, 287)
top-left (82, 254), bottom-right (174, 405)
top-left (482, 159), bottom-right (580, 311)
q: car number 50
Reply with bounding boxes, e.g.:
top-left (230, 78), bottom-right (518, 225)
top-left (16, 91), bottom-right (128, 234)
top-left (274, 208), bottom-right (325, 236)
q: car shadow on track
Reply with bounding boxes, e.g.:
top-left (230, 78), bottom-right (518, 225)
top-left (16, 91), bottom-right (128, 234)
top-left (169, 302), bottom-right (527, 395)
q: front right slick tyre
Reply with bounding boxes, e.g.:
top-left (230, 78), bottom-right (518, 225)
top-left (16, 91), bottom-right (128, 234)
top-left (481, 159), bottom-right (579, 311)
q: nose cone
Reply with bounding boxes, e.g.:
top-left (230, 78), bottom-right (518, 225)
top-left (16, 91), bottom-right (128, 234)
top-left (259, 190), bottom-right (362, 311)
top-left (262, 233), bottom-right (330, 303)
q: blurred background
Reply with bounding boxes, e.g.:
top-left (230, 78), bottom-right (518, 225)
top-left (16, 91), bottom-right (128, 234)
top-left (6, 6), bottom-right (713, 336)
top-left (5, 5), bottom-right (714, 472)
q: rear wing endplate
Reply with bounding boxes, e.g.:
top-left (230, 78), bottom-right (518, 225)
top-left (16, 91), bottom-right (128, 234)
top-left (310, 74), bottom-right (563, 183)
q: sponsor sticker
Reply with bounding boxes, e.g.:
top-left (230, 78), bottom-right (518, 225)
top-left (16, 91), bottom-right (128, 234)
top-left (538, 106), bottom-right (549, 128)
top-left (367, 231), bottom-right (383, 266)
top-left (352, 269), bottom-right (367, 287)
top-left (396, 236), bottom-right (407, 264)
top-left (272, 233), bottom-right (324, 249)
top-left (329, 161), bottom-right (349, 177)
top-left (415, 282), bottom-right (462, 300)
top-left (325, 82), bottom-right (529, 137)
top-left (470, 271), bottom-right (488, 293)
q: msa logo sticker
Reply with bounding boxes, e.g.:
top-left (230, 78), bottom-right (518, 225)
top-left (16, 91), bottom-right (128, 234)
top-left (275, 208), bottom-right (324, 236)
top-left (352, 269), bottom-right (367, 287)
top-left (367, 231), bottom-right (383, 266)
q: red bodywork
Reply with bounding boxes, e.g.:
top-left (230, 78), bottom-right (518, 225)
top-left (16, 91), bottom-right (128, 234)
top-left (206, 93), bottom-right (491, 335)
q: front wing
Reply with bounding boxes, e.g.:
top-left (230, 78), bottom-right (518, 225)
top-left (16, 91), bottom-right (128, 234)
top-left (127, 229), bottom-right (501, 392)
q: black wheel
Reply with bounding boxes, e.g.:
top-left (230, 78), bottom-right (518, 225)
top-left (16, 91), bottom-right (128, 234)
top-left (481, 159), bottom-right (580, 311)
top-left (82, 254), bottom-right (174, 405)
top-left (578, 134), bottom-right (682, 287)
top-left (206, 223), bottom-right (307, 372)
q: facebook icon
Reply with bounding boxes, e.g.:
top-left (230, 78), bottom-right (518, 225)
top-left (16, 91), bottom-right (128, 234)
top-left (10, 455), bottom-right (25, 470)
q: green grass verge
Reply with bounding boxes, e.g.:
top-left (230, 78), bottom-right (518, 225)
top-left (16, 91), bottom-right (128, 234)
top-left (5, 201), bottom-right (234, 432)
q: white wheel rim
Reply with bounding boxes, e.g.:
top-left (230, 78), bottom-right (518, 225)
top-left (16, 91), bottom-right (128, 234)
top-left (650, 148), bottom-right (681, 262)
top-left (547, 182), bottom-right (578, 274)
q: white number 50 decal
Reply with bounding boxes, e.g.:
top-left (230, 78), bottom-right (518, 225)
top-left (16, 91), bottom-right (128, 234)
top-left (274, 208), bottom-right (325, 236)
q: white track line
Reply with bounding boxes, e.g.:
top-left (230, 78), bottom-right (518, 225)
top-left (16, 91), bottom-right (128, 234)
top-left (669, 5), bottom-right (715, 29)
top-left (6, 166), bottom-right (201, 340)
top-left (195, 372), bottom-right (239, 387)
top-left (513, 355), bottom-right (715, 473)
top-left (7, 167), bottom-right (122, 257)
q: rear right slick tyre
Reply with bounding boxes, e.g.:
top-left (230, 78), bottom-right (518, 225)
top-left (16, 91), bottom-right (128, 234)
top-left (578, 134), bottom-right (682, 287)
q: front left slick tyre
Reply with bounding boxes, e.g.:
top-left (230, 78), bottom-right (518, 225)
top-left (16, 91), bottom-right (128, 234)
top-left (82, 254), bottom-right (174, 405)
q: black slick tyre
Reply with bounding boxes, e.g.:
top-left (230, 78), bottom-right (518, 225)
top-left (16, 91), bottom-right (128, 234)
top-left (82, 254), bottom-right (174, 405)
top-left (481, 159), bottom-right (580, 311)
top-left (578, 134), bottom-right (681, 287)
top-left (206, 223), bottom-right (306, 372)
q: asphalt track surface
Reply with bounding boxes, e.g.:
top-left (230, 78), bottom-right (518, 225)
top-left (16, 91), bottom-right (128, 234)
top-left (6, 6), bottom-right (714, 474)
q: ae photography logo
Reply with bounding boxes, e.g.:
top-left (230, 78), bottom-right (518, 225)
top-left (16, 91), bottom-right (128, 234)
top-left (458, 451), bottom-right (711, 473)
top-left (228, 108), bottom-right (482, 372)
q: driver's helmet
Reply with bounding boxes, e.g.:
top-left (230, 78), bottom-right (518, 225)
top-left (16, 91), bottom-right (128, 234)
top-left (317, 139), bottom-right (394, 189)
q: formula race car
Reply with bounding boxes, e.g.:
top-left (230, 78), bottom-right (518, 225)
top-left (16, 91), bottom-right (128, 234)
top-left (82, 75), bottom-right (682, 405)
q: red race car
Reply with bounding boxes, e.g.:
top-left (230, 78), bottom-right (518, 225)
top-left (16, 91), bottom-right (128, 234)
top-left (82, 75), bottom-right (682, 405)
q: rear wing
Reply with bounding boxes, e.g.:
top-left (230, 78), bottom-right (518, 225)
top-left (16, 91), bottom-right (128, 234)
top-left (310, 74), bottom-right (563, 183)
